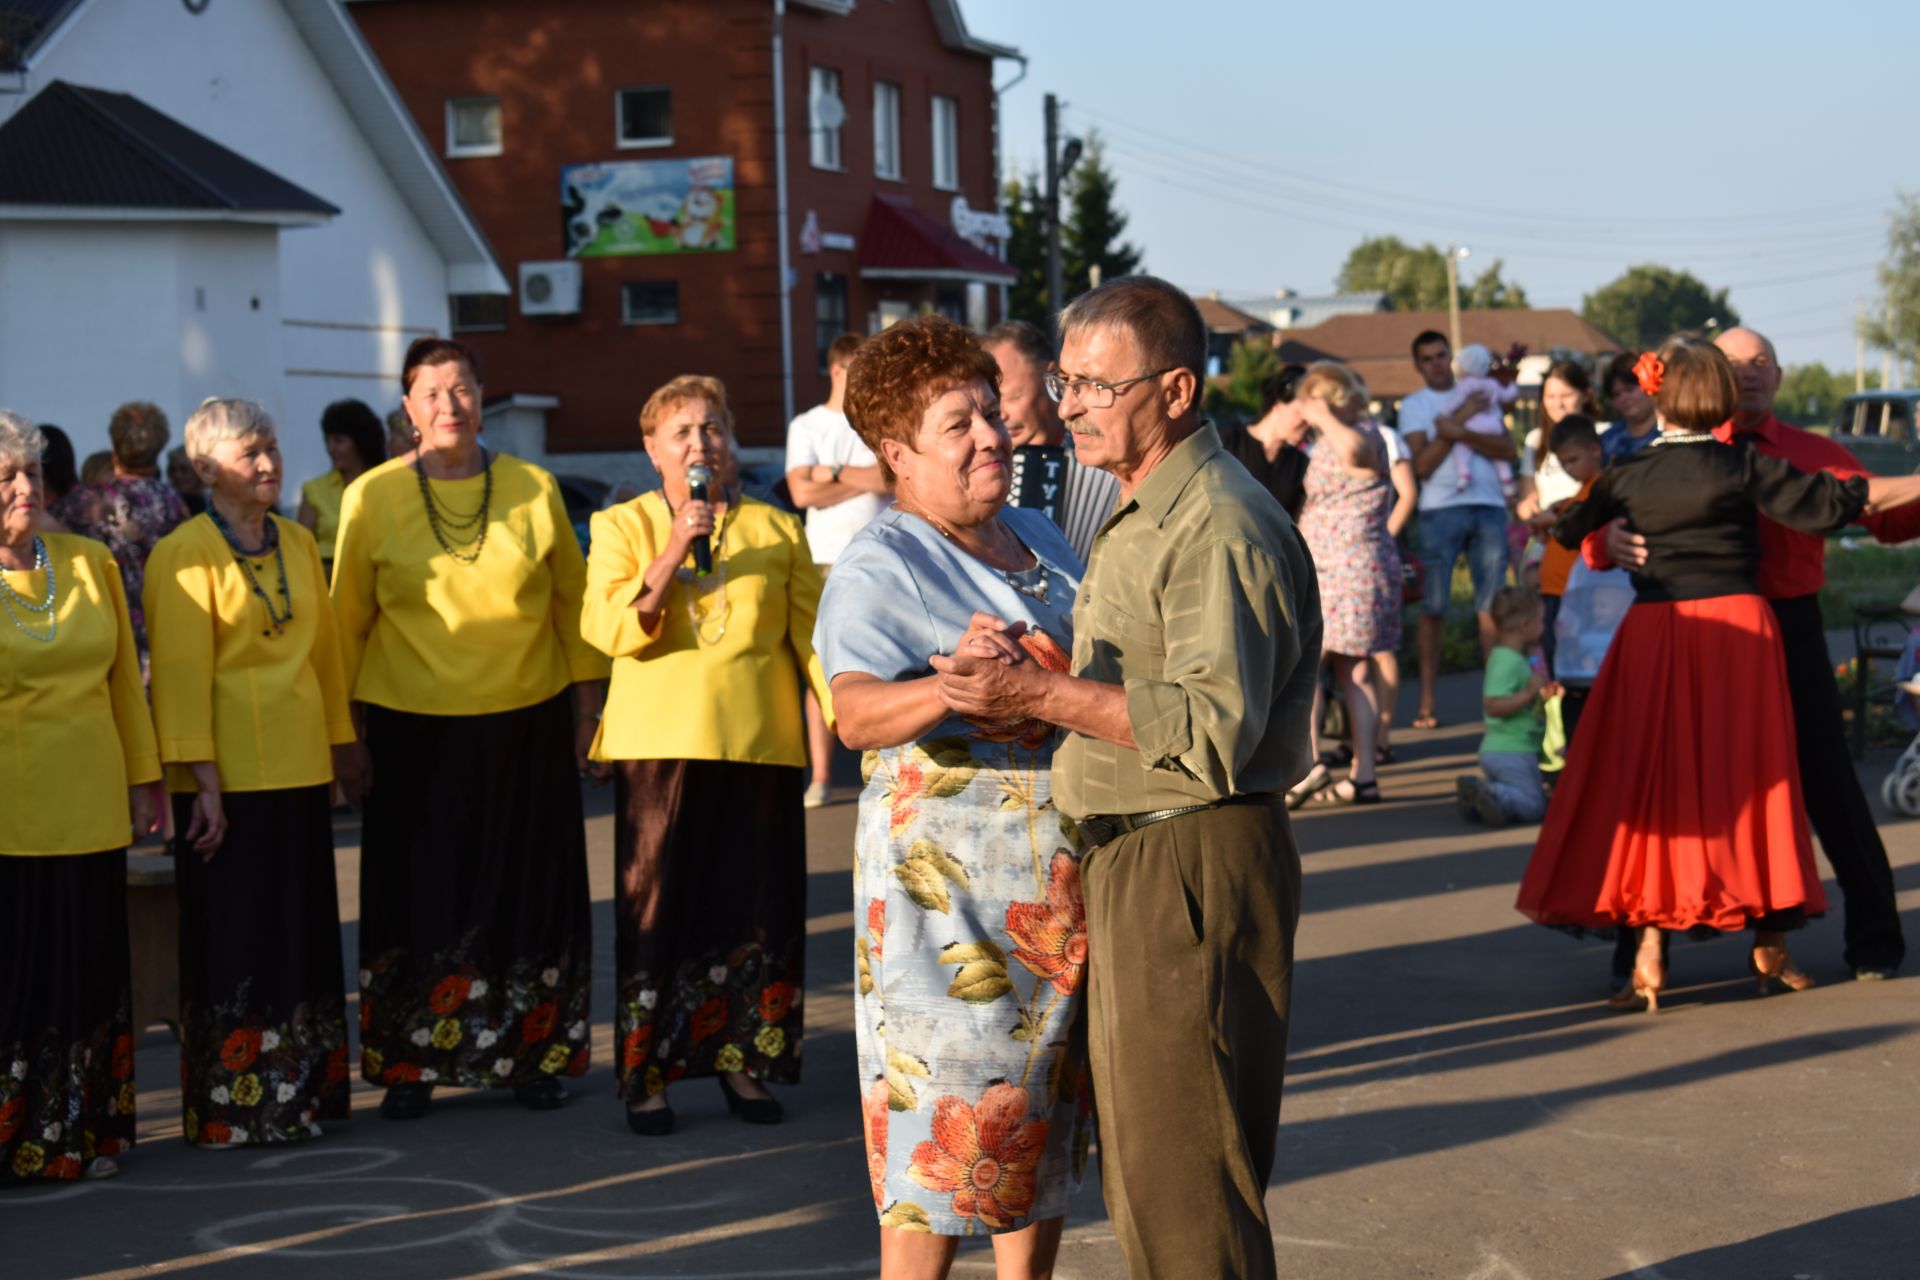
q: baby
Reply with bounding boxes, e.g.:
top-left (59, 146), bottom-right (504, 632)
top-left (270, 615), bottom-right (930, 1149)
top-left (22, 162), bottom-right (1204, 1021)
top-left (1441, 343), bottom-right (1520, 496)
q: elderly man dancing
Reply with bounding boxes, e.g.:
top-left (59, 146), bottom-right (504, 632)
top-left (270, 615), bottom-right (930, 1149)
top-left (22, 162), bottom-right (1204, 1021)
top-left (934, 275), bottom-right (1319, 1279)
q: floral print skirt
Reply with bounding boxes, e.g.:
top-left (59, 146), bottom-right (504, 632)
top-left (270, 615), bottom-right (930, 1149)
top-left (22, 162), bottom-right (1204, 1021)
top-left (0, 849), bottom-right (135, 1182)
top-left (855, 735), bottom-right (1091, 1237)
top-left (172, 785), bottom-right (348, 1145)
top-left (358, 695), bottom-right (593, 1089)
top-left (612, 759), bottom-right (805, 1102)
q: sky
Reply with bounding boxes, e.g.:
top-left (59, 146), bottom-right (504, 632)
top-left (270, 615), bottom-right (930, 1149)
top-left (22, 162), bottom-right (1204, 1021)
top-left (961, 0), bottom-right (1918, 374)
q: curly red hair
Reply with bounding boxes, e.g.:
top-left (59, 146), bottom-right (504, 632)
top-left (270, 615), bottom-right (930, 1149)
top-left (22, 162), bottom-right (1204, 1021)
top-left (843, 314), bottom-right (1000, 482)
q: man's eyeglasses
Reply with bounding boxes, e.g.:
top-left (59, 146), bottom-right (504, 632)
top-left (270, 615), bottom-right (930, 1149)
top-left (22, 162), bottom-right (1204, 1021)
top-left (1044, 367), bottom-right (1177, 409)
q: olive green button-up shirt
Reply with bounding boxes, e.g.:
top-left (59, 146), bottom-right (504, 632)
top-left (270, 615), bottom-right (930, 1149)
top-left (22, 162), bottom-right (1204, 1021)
top-left (1055, 422), bottom-right (1321, 821)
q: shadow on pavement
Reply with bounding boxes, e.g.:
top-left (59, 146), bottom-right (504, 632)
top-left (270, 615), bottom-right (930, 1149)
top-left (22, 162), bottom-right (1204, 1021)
top-left (1597, 1194), bottom-right (1920, 1279)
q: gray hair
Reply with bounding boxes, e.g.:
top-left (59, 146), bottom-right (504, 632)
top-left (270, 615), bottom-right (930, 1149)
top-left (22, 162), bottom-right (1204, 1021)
top-left (1057, 275), bottom-right (1207, 383)
top-left (982, 319), bottom-right (1054, 371)
top-left (183, 397), bottom-right (276, 462)
top-left (0, 410), bottom-right (45, 467)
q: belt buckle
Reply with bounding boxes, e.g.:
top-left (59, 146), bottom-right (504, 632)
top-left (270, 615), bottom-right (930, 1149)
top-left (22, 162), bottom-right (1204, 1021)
top-left (1078, 814), bottom-right (1127, 847)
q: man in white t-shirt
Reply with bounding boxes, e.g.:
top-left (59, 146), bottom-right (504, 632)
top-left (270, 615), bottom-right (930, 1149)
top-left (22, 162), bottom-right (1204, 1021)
top-left (981, 319), bottom-right (1121, 565)
top-left (1396, 329), bottom-right (1517, 729)
top-left (786, 332), bottom-right (891, 806)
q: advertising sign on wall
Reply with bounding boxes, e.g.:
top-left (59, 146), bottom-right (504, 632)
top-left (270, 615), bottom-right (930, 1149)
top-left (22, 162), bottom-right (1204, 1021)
top-left (561, 156), bottom-right (736, 258)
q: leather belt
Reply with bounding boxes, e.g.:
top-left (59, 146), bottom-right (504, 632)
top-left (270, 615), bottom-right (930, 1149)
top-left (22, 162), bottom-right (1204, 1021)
top-left (1076, 802), bottom-right (1218, 849)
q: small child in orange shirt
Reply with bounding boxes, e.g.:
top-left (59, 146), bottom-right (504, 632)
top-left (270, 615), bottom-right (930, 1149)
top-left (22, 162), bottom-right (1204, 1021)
top-left (1536, 414), bottom-right (1605, 676)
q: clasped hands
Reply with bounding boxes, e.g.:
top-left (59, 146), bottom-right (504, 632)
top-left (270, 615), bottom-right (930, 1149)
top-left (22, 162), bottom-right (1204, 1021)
top-left (929, 612), bottom-right (1051, 724)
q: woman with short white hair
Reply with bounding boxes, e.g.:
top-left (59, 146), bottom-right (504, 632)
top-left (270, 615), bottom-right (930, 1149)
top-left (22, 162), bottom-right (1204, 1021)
top-left (144, 398), bottom-right (359, 1147)
top-left (0, 410), bottom-right (162, 1183)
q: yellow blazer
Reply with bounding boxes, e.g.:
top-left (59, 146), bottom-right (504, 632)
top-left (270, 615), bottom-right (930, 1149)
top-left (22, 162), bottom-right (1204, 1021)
top-left (582, 493), bottom-right (831, 765)
top-left (145, 513), bottom-right (355, 793)
top-left (0, 533), bottom-right (160, 855)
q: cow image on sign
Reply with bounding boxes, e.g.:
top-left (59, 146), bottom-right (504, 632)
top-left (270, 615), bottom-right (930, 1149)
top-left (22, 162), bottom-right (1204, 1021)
top-left (1008, 444), bottom-right (1068, 528)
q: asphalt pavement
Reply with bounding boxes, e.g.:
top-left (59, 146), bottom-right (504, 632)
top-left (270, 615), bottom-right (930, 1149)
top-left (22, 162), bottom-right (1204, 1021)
top-left (9, 670), bottom-right (1918, 1279)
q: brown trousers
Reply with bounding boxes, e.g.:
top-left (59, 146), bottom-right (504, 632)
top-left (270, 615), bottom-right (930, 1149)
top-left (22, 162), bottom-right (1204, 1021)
top-left (1082, 797), bottom-right (1301, 1280)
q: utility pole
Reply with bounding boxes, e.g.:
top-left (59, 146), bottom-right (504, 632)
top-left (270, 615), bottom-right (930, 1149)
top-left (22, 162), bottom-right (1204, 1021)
top-left (1445, 244), bottom-right (1466, 355)
top-left (1857, 298), bottom-right (1867, 393)
top-left (1044, 93), bottom-right (1063, 332)
top-left (1884, 282), bottom-right (1894, 390)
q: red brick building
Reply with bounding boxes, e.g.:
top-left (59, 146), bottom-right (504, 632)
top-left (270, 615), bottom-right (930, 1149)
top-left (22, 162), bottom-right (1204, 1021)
top-left (349, 0), bottom-right (1019, 452)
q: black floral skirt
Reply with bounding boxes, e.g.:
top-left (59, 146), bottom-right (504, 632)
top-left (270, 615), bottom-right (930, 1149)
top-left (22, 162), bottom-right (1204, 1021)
top-left (0, 850), bottom-right (135, 1182)
top-left (613, 759), bottom-right (806, 1102)
top-left (358, 693), bottom-right (592, 1089)
top-left (172, 785), bottom-right (349, 1145)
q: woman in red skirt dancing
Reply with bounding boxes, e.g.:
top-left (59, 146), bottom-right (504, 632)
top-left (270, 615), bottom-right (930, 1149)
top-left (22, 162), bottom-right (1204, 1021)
top-left (1516, 334), bottom-right (1920, 1010)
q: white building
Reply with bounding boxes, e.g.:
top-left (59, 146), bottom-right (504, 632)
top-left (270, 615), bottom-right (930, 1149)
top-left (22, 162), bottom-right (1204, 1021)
top-left (0, 0), bottom-right (505, 496)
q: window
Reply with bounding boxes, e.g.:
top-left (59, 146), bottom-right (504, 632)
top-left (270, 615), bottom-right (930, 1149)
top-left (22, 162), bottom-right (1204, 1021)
top-left (616, 87), bottom-right (673, 148)
top-left (815, 273), bottom-right (849, 372)
top-left (872, 81), bottom-right (901, 180)
top-left (451, 293), bottom-right (509, 332)
top-left (934, 285), bottom-right (965, 326)
top-left (930, 94), bottom-right (958, 189)
top-left (446, 96), bottom-right (502, 157)
top-left (621, 281), bottom-right (680, 326)
top-left (809, 66), bottom-right (844, 170)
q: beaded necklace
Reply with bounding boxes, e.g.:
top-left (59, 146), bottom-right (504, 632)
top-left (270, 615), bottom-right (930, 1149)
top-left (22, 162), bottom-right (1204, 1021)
top-left (662, 488), bottom-right (737, 645)
top-left (0, 535), bottom-right (57, 642)
top-left (208, 508), bottom-right (292, 637)
top-left (1650, 431), bottom-right (1719, 447)
top-left (901, 506), bottom-right (1049, 605)
top-left (415, 448), bottom-right (493, 564)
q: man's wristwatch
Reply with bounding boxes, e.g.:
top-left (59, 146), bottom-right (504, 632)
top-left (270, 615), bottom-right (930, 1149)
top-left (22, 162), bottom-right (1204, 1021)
top-left (829, 463), bottom-right (844, 482)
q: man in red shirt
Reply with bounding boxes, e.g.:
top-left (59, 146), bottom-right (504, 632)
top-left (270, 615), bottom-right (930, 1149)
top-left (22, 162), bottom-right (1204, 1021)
top-left (1598, 326), bottom-right (1913, 979)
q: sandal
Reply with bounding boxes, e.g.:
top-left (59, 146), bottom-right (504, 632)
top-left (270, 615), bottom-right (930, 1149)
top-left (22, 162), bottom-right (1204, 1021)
top-left (1286, 763), bottom-right (1335, 810)
top-left (1376, 746), bottom-right (1397, 766)
top-left (1321, 778), bottom-right (1382, 806)
top-left (1411, 713), bottom-right (1440, 731)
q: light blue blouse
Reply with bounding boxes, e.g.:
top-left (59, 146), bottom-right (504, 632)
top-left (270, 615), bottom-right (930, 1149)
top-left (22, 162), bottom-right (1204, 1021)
top-left (816, 504), bottom-right (1083, 724)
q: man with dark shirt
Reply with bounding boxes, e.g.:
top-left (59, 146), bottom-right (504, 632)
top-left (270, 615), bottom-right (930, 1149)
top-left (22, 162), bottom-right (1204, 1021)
top-left (1216, 364), bottom-right (1311, 521)
top-left (983, 320), bottom-right (1121, 564)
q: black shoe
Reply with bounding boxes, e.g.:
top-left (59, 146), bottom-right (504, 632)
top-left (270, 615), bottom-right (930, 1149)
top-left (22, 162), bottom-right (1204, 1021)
top-left (717, 1074), bottom-right (784, 1125)
top-left (626, 1102), bottom-right (675, 1136)
top-left (513, 1076), bottom-right (569, 1111)
top-left (380, 1083), bottom-right (433, 1120)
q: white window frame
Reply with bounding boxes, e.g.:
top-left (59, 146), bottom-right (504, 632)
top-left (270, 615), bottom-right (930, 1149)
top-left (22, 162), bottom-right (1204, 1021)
top-left (621, 280), bottom-right (680, 327)
top-left (872, 80), bottom-right (902, 180)
top-left (930, 94), bottom-right (959, 191)
top-left (615, 86), bottom-right (673, 150)
top-left (810, 66), bottom-right (845, 171)
top-left (445, 95), bottom-right (502, 158)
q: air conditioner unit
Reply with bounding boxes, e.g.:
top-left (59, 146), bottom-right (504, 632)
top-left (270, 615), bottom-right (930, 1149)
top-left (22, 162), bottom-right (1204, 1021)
top-left (519, 260), bottom-right (582, 316)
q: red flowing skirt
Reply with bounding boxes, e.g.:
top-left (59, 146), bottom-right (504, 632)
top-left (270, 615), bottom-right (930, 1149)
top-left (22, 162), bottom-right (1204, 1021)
top-left (1516, 594), bottom-right (1827, 933)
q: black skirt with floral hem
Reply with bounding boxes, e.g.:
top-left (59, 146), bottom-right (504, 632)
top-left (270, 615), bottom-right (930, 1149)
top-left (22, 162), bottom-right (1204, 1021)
top-left (172, 784), bottom-right (349, 1145)
top-left (358, 693), bottom-right (592, 1089)
top-left (0, 849), bottom-right (136, 1182)
top-left (613, 759), bottom-right (806, 1102)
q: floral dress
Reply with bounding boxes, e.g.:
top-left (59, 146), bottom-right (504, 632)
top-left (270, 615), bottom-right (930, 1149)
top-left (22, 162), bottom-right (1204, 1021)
top-left (1297, 426), bottom-right (1403, 657)
top-left (817, 505), bottom-right (1093, 1236)
top-left (61, 475), bottom-right (189, 669)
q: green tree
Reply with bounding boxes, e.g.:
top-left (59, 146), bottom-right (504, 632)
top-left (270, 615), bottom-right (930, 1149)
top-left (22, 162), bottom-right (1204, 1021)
top-left (1335, 236), bottom-right (1529, 311)
top-left (1774, 362), bottom-right (1880, 427)
top-left (1062, 133), bottom-right (1142, 305)
top-left (1860, 192), bottom-right (1920, 376)
top-left (1580, 265), bottom-right (1738, 351)
top-left (1001, 173), bottom-right (1049, 327)
top-left (1210, 339), bottom-right (1281, 421)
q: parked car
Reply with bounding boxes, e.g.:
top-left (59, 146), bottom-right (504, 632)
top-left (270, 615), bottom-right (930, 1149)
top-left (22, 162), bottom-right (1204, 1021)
top-left (1833, 391), bottom-right (1920, 475)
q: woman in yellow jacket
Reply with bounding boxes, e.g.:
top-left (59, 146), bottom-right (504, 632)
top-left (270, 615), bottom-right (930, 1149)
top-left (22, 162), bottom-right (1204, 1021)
top-left (583, 375), bottom-right (830, 1136)
top-left (0, 411), bottom-right (161, 1183)
top-left (146, 399), bottom-right (359, 1148)
top-left (296, 398), bottom-right (386, 580)
top-left (332, 339), bottom-right (608, 1122)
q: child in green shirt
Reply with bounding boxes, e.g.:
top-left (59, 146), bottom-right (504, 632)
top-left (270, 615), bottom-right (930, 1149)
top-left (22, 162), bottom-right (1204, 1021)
top-left (1458, 586), bottom-right (1557, 825)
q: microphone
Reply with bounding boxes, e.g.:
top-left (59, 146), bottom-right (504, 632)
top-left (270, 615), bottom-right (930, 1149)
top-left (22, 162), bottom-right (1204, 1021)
top-left (686, 464), bottom-right (714, 576)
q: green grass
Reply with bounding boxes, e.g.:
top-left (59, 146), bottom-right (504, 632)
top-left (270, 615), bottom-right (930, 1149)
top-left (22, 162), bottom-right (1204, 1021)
top-left (1819, 540), bottom-right (1920, 627)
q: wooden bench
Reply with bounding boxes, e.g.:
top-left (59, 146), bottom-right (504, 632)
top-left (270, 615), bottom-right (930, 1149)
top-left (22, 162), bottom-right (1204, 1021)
top-left (125, 851), bottom-right (178, 1039)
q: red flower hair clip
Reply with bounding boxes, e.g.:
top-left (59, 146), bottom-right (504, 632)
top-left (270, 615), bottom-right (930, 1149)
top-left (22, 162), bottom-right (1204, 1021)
top-left (1632, 352), bottom-right (1665, 396)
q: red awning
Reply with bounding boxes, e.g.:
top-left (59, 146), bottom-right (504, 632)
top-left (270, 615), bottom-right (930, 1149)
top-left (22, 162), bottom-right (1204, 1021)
top-left (857, 193), bottom-right (1016, 285)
